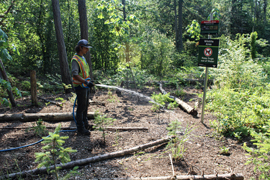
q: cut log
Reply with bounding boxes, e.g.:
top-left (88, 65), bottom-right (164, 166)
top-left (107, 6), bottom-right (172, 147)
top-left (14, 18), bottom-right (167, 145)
top-left (1, 136), bottom-right (174, 179)
top-left (159, 83), bottom-right (197, 116)
top-left (0, 127), bottom-right (148, 132)
top-left (38, 97), bottom-right (63, 107)
top-left (0, 112), bottom-right (95, 122)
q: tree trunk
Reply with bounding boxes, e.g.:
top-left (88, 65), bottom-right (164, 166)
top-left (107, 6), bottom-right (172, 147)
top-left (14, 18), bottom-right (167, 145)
top-left (177, 0), bottom-right (183, 52)
top-left (30, 70), bottom-right (38, 106)
top-left (78, 0), bottom-right (93, 80)
top-left (51, 0), bottom-right (73, 94)
top-left (264, 0), bottom-right (267, 25)
top-left (174, 0), bottom-right (178, 48)
top-left (122, 0), bottom-right (126, 21)
top-left (0, 58), bottom-right (16, 107)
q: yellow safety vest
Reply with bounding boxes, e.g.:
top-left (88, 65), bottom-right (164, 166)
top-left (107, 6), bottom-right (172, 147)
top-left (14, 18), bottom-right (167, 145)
top-left (71, 54), bottom-right (90, 87)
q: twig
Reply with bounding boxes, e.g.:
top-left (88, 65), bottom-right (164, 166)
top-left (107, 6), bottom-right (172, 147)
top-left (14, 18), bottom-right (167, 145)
top-left (169, 154), bottom-right (175, 177)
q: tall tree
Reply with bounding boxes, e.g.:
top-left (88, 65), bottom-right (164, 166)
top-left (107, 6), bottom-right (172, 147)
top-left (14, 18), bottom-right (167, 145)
top-left (122, 0), bottom-right (130, 62)
top-left (51, 0), bottom-right (73, 93)
top-left (177, 0), bottom-right (183, 52)
top-left (78, 0), bottom-right (93, 79)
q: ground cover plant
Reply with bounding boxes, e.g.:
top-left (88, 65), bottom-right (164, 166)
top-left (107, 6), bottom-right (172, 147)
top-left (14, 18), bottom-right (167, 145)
top-left (205, 33), bottom-right (270, 179)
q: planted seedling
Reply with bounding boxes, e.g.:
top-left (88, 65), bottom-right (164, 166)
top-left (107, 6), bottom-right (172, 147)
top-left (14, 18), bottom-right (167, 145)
top-left (30, 119), bottom-right (48, 138)
top-left (166, 120), bottom-right (194, 160)
top-left (94, 111), bottom-right (116, 144)
top-left (35, 124), bottom-right (79, 180)
top-left (150, 92), bottom-right (174, 122)
top-left (219, 146), bottom-right (230, 156)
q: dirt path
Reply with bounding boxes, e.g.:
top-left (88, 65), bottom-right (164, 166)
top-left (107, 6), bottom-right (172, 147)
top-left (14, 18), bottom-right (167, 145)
top-left (0, 86), bottom-right (256, 179)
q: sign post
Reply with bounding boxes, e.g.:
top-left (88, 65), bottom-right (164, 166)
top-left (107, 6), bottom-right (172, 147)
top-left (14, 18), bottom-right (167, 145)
top-left (199, 14), bottom-right (219, 123)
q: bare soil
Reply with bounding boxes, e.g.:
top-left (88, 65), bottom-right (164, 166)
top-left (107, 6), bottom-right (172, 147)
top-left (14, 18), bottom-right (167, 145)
top-left (0, 85), bottom-right (256, 179)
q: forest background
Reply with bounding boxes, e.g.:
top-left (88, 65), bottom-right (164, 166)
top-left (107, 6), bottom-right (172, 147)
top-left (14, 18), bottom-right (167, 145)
top-left (1, 0), bottom-right (270, 178)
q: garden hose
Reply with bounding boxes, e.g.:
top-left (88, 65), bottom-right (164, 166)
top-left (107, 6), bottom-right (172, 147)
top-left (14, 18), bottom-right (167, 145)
top-left (0, 78), bottom-right (91, 152)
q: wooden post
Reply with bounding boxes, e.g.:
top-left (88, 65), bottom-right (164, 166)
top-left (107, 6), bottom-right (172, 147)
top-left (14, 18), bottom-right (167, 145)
top-left (30, 70), bottom-right (38, 106)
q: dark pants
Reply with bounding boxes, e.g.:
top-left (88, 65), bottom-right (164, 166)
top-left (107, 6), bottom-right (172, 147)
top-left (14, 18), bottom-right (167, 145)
top-left (75, 87), bottom-right (90, 128)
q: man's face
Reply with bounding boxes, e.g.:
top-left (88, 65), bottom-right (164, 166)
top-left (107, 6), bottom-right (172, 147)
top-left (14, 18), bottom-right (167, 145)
top-left (82, 46), bottom-right (89, 55)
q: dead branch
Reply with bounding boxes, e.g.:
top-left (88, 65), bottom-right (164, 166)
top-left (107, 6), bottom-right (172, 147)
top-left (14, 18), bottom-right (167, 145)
top-left (89, 100), bottom-right (106, 106)
top-left (159, 83), bottom-right (197, 116)
top-left (38, 97), bottom-right (63, 107)
top-left (0, 112), bottom-right (95, 122)
top-left (105, 127), bottom-right (148, 131)
top-left (1, 136), bottom-right (174, 179)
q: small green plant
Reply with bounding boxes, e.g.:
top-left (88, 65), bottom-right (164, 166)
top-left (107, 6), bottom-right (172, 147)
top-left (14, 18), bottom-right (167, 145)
top-left (55, 97), bottom-right (66, 107)
top-left (21, 80), bottom-right (31, 91)
top-left (35, 124), bottom-right (79, 180)
top-left (219, 146), bottom-right (230, 155)
top-left (94, 111), bottom-right (116, 143)
top-left (173, 88), bottom-right (186, 98)
top-left (167, 101), bottom-right (178, 110)
top-left (243, 126), bottom-right (270, 180)
top-left (107, 91), bottom-right (119, 103)
top-left (166, 120), bottom-right (194, 160)
top-left (31, 119), bottom-right (48, 138)
top-left (150, 92), bottom-right (175, 122)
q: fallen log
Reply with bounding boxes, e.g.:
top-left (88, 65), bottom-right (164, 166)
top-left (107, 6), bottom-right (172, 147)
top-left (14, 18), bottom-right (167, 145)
top-left (159, 83), bottom-right (197, 116)
top-left (1, 136), bottom-right (174, 179)
top-left (91, 173), bottom-right (244, 180)
top-left (0, 126), bottom-right (148, 132)
top-left (0, 112), bottom-right (95, 122)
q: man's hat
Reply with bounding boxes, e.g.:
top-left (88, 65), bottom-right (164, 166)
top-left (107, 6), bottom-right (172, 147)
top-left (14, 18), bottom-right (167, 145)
top-left (77, 39), bottom-right (92, 48)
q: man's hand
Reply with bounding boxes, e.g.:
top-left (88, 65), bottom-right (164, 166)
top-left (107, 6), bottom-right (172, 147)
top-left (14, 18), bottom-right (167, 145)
top-left (85, 80), bottom-right (95, 88)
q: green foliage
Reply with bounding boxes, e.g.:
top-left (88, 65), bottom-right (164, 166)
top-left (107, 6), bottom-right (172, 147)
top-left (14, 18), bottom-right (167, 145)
top-left (167, 101), bottom-right (178, 110)
top-left (207, 34), bottom-right (270, 139)
top-left (250, 31), bottom-right (258, 59)
top-left (35, 124), bottom-right (78, 180)
top-left (31, 119), bottom-right (48, 138)
top-left (173, 88), bottom-right (186, 98)
top-left (94, 111), bottom-right (116, 143)
top-left (21, 81), bottom-right (31, 91)
top-left (96, 64), bottom-right (156, 88)
top-left (150, 92), bottom-right (173, 112)
top-left (166, 120), bottom-right (194, 160)
top-left (243, 124), bottom-right (270, 179)
top-left (107, 90), bottom-right (119, 103)
top-left (140, 30), bottom-right (175, 77)
top-left (219, 146), bottom-right (230, 155)
top-left (55, 97), bottom-right (66, 107)
top-left (186, 20), bottom-right (201, 41)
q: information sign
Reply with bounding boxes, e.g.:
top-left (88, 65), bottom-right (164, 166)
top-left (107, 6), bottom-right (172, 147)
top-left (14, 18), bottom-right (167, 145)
top-left (201, 20), bottom-right (219, 34)
top-left (198, 39), bottom-right (219, 68)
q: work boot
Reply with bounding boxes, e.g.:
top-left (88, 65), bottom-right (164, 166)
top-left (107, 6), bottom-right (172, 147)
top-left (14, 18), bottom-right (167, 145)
top-left (77, 126), bottom-right (90, 136)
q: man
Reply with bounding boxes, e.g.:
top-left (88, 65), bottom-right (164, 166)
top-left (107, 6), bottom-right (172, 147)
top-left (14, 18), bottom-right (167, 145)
top-left (71, 39), bottom-right (94, 135)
